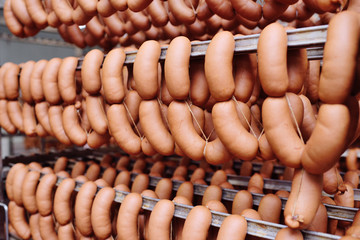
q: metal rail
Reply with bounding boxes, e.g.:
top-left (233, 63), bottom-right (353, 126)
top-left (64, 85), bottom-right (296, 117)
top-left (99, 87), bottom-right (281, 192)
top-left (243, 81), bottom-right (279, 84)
top-left (76, 25), bottom-right (328, 70)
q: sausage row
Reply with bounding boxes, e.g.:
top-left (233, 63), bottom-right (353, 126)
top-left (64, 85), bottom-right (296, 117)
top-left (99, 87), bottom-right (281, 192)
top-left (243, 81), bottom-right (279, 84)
top-left (4, 153), bottom-right (360, 239)
top-left (3, 0), bottom-right (355, 48)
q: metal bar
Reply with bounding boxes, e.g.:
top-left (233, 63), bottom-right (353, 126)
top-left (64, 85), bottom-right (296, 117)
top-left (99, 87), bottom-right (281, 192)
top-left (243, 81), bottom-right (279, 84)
top-left (0, 202), bottom-right (9, 240)
top-left (49, 172), bottom-right (339, 240)
top-left (76, 25), bottom-right (328, 70)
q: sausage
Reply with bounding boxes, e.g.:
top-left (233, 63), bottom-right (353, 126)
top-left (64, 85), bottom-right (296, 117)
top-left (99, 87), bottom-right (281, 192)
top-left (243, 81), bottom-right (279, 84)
top-left (257, 22), bottom-right (288, 97)
top-left (262, 95), bottom-right (304, 168)
top-left (204, 31), bottom-right (235, 101)
top-left (307, 203), bottom-right (328, 233)
top-left (7, 100), bottom-right (24, 132)
top-left (189, 59), bottom-right (210, 107)
top-left (4, 62), bottom-right (20, 100)
top-left (176, 181), bottom-right (194, 203)
top-left (72, 5), bottom-right (92, 25)
top-left (19, 61), bottom-right (35, 103)
top-left (182, 205), bottom-right (212, 240)
top-left (22, 170), bottom-right (40, 214)
top-left (29, 213), bottom-right (42, 240)
top-left (168, 0), bottom-right (196, 25)
top-left (35, 102), bottom-right (53, 135)
top-left (102, 13), bottom-right (126, 36)
top-left (262, 0), bottom-right (288, 21)
top-left (139, 100), bottom-right (174, 155)
top-left (42, 58), bottom-right (62, 104)
top-left (51, 0), bottom-right (73, 25)
top-left (148, 199), bottom-right (175, 240)
top-left (212, 100), bottom-right (258, 161)
top-left (54, 178), bottom-right (75, 225)
top-left (91, 187), bottom-right (115, 239)
top-left (0, 100), bottom-right (16, 134)
top-left (3, 0), bottom-right (25, 37)
top-left (146, 0), bottom-right (168, 27)
top-left (275, 227), bottom-right (304, 240)
top-left (109, 0), bottom-right (127, 10)
top-left (53, 156), bottom-right (68, 173)
top-left (36, 173), bottom-right (57, 216)
top-left (30, 59), bottom-right (48, 103)
top-left (131, 173), bottom-right (149, 193)
top-left (10, 0), bottom-right (34, 27)
top-left (81, 49), bottom-right (104, 94)
top-left (102, 48), bottom-right (126, 104)
top-left (23, 0), bottom-right (47, 28)
top-left (58, 223), bottom-right (75, 240)
top-left (257, 194), bottom-right (282, 223)
top-left (107, 104), bottom-right (142, 155)
top-left (216, 215), bottom-right (247, 240)
top-left (12, 165), bottom-right (28, 206)
top-left (202, 185), bottom-right (222, 205)
top-left (125, 10), bottom-right (151, 31)
top-left (323, 165), bottom-right (345, 195)
top-left (49, 105), bottom-right (72, 145)
top-left (86, 95), bottom-right (108, 135)
top-left (87, 131), bottom-right (110, 149)
top-left (154, 178), bottom-right (173, 199)
top-left (9, 201), bottom-right (31, 240)
top-left (344, 170), bottom-right (359, 189)
top-left (22, 102), bottom-right (37, 136)
top-left (117, 192), bottom-right (143, 240)
top-left (247, 173), bottom-right (264, 194)
top-left (287, 48), bottom-right (308, 94)
top-left (134, 41), bottom-right (161, 99)
top-left (149, 161), bottom-right (166, 177)
top-left (205, 0), bottom-right (234, 20)
top-left (75, 181), bottom-right (98, 236)
top-left (164, 37), bottom-right (191, 100)
top-left (58, 56), bottom-right (78, 104)
top-left (299, 95), bottom-right (316, 142)
top-left (233, 54), bottom-right (255, 103)
top-left (301, 104), bottom-right (350, 174)
top-left (62, 105), bottom-right (87, 146)
top-left (97, 0), bottom-right (116, 17)
top-left (334, 182), bottom-right (354, 208)
top-left (120, 90), bottom-right (140, 126)
top-left (0, 63), bottom-right (12, 99)
top-left (39, 214), bottom-right (58, 240)
top-left (77, 0), bottom-right (98, 15)
top-left (232, 190), bottom-right (253, 214)
top-left (127, 0), bottom-right (152, 11)
top-left (319, 11), bottom-right (360, 104)
top-left (284, 168), bottom-right (323, 229)
top-left (168, 100), bottom-right (205, 161)
top-left (85, 163), bottom-right (101, 181)
top-left (71, 161), bottom-right (86, 178)
top-left (6, 164), bottom-right (26, 202)
top-left (230, 0), bottom-right (261, 21)
top-left (114, 170), bottom-right (131, 186)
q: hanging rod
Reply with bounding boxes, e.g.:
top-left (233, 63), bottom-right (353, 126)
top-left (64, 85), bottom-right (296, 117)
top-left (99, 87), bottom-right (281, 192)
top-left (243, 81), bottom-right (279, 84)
top-left (75, 25), bottom-right (328, 70)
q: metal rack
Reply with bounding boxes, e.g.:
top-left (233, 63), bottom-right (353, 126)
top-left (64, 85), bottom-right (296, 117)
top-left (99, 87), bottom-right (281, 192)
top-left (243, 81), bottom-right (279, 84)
top-left (0, 24), bottom-right (354, 240)
top-left (75, 25), bottom-right (328, 70)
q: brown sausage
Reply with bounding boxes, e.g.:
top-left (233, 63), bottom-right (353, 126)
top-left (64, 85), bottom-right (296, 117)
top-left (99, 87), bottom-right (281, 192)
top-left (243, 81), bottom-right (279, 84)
top-left (102, 48), bottom-right (126, 104)
top-left (22, 170), bottom-right (41, 214)
top-left (48, 105), bottom-right (72, 145)
top-left (58, 56), bottom-right (78, 104)
top-left (54, 178), bottom-right (75, 225)
top-left (42, 58), bottom-right (62, 105)
top-left (36, 173), bottom-right (57, 216)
